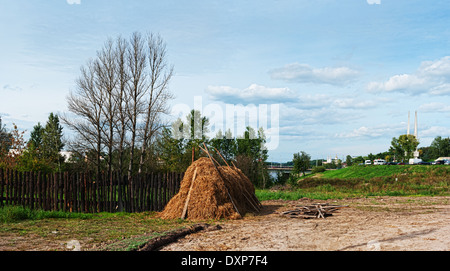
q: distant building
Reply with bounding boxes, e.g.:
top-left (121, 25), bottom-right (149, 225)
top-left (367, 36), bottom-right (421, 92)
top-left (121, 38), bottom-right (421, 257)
top-left (323, 155), bottom-right (341, 165)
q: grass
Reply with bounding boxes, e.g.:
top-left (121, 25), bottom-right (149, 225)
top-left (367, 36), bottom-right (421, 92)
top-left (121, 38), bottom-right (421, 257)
top-left (318, 164), bottom-right (448, 179)
top-left (0, 205), bottom-right (93, 223)
top-left (256, 165), bottom-right (450, 201)
top-left (0, 206), bottom-right (200, 251)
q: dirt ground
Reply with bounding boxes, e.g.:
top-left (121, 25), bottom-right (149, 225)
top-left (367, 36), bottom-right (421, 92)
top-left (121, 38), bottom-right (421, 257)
top-left (1, 196), bottom-right (448, 251)
top-left (162, 196), bottom-right (450, 251)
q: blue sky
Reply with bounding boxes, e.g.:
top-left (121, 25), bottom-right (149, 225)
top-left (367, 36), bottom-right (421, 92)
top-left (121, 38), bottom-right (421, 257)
top-left (1, 0), bottom-right (450, 162)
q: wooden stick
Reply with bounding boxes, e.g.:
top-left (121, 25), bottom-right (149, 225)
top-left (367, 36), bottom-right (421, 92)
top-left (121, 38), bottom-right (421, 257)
top-left (202, 143), bottom-right (241, 217)
top-left (181, 167), bottom-right (198, 219)
top-left (213, 147), bottom-right (260, 212)
top-left (213, 147), bottom-right (231, 168)
top-left (230, 161), bottom-right (263, 209)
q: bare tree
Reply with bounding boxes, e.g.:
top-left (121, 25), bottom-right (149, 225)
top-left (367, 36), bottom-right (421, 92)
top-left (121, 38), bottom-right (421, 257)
top-left (113, 36), bottom-right (130, 177)
top-left (95, 38), bottom-right (118, 181)
top-left (63, 59), bottom-right (106, 179)
top-left (138, 33), bottom-right (174, 173)
top-left (63, 32), bottom-right (174, 200)
top-left (126, 32), bottom-right (148, 181)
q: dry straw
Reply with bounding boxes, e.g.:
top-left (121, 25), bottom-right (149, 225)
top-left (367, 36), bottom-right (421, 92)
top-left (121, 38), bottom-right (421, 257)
top-left (159, 157), bottom-right (261, 220)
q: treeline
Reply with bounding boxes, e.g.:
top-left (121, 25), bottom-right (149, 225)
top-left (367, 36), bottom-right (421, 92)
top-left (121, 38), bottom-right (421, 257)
top-left (0, 114), bottom-right (64, 173)
top-left (353, 135), bottom-right (450, 165)
top-left (344, 135), bottom-right (450, 166)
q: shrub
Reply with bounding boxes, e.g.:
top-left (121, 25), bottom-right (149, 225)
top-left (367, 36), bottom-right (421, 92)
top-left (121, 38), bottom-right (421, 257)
top-left (312, 166), bottom-right (326, 174)
top-left (0, 206), bottom-right (33, 223)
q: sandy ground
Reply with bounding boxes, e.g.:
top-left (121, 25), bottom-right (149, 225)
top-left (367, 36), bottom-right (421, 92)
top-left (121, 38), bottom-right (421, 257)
top-left (1, 196), bottom-right (448, 251)
top-left (162, 197), bottom-right (450, 251)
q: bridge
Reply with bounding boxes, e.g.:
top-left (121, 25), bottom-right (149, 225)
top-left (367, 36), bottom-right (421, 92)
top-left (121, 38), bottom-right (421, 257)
top-left (267, 166), bottom-right (294, 172)
top-left (267, 166), bottom-right (313, 175)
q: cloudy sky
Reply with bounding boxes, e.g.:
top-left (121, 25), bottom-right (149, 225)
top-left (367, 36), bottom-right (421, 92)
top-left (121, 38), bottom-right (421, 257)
top-left (1, 0), bottom-right (450, 162)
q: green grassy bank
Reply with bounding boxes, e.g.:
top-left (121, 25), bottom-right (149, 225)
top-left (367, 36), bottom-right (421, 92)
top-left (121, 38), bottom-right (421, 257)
top-left (256, 165), bottom-right (450, 201)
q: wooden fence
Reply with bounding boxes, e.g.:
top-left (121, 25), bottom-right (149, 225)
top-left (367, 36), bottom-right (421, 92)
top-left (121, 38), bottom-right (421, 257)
top-left (0, 168), bottom-right (183, 213)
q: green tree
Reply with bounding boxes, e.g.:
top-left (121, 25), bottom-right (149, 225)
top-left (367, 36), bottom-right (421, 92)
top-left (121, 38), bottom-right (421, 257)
top-left (235, 127), bottom-right (270, 188)
top-left (183, 110), bottom-right (210, 163)
top-left (157, 127), bottom-right (189, 172)
top-left (390, 134), bottom-right (419, 162)
top-left (210, 129), bottom-right (237, 163)
top-left (353, 156), bottom-right (365, 165)
top-left (0, 117), bottom-right (11, 158)
top-left (41, 113), bottom-right (65, 169)
top-left (157, 110), bottom-right (210, 172)
top-left (292, 151), bottom-right (311, 177)
top-left (345, 155), bottom-right (353, 166)
top-left (430, 136), bottom-right (450, 159)
top-left (29, 123), bottom-right (44, 152)
top-left (0, 123), bottom-right (26, 169)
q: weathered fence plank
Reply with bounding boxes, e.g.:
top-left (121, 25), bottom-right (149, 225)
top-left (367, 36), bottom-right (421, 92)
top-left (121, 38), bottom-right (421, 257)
top-left (0, 170), bottom-right (183, 213)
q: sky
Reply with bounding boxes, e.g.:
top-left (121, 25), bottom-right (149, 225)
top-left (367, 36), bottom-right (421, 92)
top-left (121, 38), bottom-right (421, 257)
top-left (1, 0), bottom-right (450, 162)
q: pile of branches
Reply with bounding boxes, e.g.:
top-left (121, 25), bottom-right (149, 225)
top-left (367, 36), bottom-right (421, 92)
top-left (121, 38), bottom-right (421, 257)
top-left (280, 203), bottom-right (348, 219)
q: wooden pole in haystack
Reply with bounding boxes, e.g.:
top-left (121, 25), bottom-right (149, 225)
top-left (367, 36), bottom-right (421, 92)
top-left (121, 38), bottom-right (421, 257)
top-left (213, 147), bottom-right (261, 213)
top-left (231, 161), bottom-right (263, 209)
top-left (181, 167), bottom-right (198, 219)
top-left (213, 147), bottom-right (231, 168)
top-left (199, 143), bottom-right (241, 217)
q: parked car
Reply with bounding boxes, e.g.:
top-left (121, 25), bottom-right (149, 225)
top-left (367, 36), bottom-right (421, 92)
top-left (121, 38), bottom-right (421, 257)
top-left (418, 161), bottom-right (431, 165)
top-left (386, 162), bottom-right (398, 165)
top-left (373, 159), bottom-right (386, 165)
top-left (365, 160), bottom-right (372, 165)
top-left (445, 160), bottom-right (450, 165)
top-left (433, 160), bottom-right (445, 165)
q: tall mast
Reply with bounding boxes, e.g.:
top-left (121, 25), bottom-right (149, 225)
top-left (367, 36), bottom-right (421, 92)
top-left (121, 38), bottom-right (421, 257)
top-left (407, 111), bottom-right (410, 135)
top-left (414, 111), bottom-right (418, 139)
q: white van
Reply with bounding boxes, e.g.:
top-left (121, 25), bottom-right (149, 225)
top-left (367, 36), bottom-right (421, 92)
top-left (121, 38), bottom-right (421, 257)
top-left (373, 159), bottom-right (386, 165)
top-left (365, 160), bottom-right (372, 165)
top-left (409, 158), bottom-right (423, 165)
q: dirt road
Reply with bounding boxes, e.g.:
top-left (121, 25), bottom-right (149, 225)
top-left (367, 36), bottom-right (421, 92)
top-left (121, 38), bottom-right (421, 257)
top-left (162, 197), bottom-right (450, 251)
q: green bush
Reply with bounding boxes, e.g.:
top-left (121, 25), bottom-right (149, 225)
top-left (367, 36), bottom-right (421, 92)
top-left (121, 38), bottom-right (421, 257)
top-left (311, 166), bottom-right (326, 174)
top-left (0, 206), bottom-right (33, 223)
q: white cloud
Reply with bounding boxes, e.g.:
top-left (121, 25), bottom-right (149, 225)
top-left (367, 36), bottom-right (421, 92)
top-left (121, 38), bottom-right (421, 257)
top-left (367, 74), bottom-right (426, 94)
top-left (429, 83), bottom-right (450, 95)
top-left (367, 0), bottom-right (381, 4)
top-left (335, 124), bottom-right (403, 139)
top-left (206, 84), bottom-right (297, 104)
top-left (367, 56), bottom-right (450, 95)
top-left (420, 126), bottom-right (450, 138)
top-left (332, 98), bottom-right (384, 109)
top-left (418, 56), bottom-right (450, 77)
top-left (67, 0), bottom-right (81, 4)
top-left (270, 63), bottom-right (360, 86)
top-left (419, 102), bottom-right (450, 113)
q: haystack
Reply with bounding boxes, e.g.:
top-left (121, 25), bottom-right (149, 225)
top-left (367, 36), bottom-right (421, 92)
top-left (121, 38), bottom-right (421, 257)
top-left (159, 157), bottom-right (261, 220)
